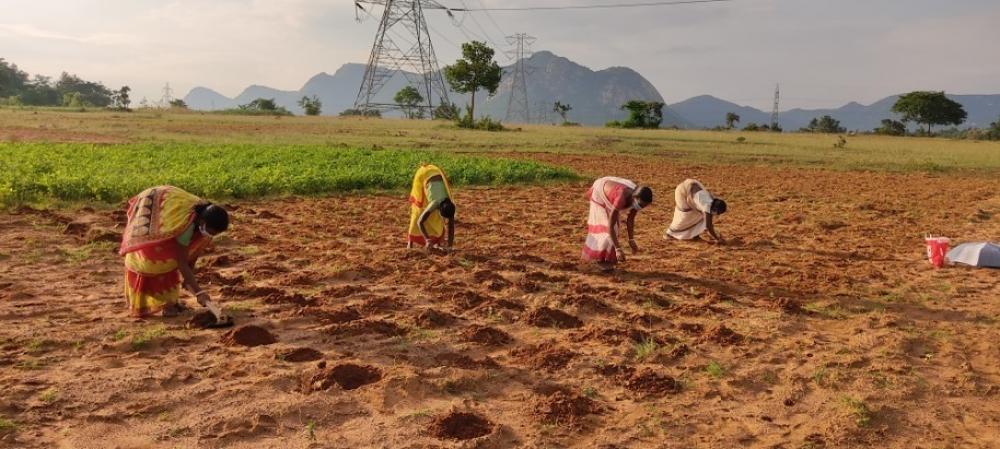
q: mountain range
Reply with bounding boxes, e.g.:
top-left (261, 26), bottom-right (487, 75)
top-left (184, 50), bottom-right (1000, 130)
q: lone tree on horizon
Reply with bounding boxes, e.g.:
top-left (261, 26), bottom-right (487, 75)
top-left (443, 41), bottom-right (501, 122)
top-left (394, 86), bottom-right (424, 119)
top-left (553, 101), bottom-right (572, 124)
top-left (891, 91), bottom-right (966, 134)
top-left (725, 112), bottom-right (740, 129)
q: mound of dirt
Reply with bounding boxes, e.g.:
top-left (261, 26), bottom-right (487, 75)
top-left (624, 370), bottom-right (681, 396)
top-left (572, 325), bottom-right (655, 345)
top-left (187, 311), bottom-right (221, 329)
top-left (263, 292), bottom-right (316, 307)
top-left (513, 343), bottom-right (576, 372)
top-left (430, 411), bottom-right (495, 441)
top-left (769, 297), bottom-right (803, 314)
top-left (63, 221), bottom-right (90, 237)
top-left (323, 284), bottom-right (369, 298)
top-left (327, 319), bottom-right (405, 338)
top-left (461, 325), bottom-right (512, 346)
top-left (524, 307), bottom-right (582, 329)
top-left (433, 352), bottom-right (499, 370)
top-left (358, 296), bottom-right (403, 315)
top-left (315, 306), bottom-right (363, 324)
top-left (449, 291), bottom-right (491, 311)
top-left (534, 391), bottom-right (601, 428)
top-left (308, 363), bottom-right (382, 392)
top-left (280, 347), bottom-right (323, 363)
top-left (559, 294), bottom-right (612, 313)
top-left (699, 324), bottom-right (745, 346)
top-left (221, 325), bottom-right (277, 347)
top-left (415, 308), bottom-right (457, 328)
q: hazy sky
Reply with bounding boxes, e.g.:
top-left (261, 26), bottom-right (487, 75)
top-left (1, 0), bottom-right (998, 110)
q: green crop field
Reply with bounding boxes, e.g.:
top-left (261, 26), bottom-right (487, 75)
top-left (0, 143), bottom-right (577, 207)
top-left (1, 107), bottom-right (999, 207)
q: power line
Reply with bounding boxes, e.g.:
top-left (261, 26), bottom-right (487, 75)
top-left (476, 0), bottom-right (507, 38)
top-left (447, 0), bottom-right (734, 12)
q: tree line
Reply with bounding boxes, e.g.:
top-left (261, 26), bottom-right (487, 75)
top-left (0, 58), bottom-right (132, 110)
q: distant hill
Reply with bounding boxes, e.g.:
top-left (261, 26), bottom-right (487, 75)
top-left (183, 51), bottom-right (999, 130)
top-left (671, 94), bottom-right (1000, 131)
top-left (183, 50), bottom-right (685, 126)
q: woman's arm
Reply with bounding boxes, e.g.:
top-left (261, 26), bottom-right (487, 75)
top-left (447, 217), bottom-right (455, 248)
top-left (626, 209), bottom-right (639, 253)
top-left (705, 213), bottom-right (725, 243)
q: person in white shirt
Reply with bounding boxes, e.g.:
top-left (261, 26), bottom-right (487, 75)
top-left (664, 179), bottom-right (727, 243)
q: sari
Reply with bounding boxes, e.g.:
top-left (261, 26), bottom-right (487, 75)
top-left (582, 177), bottom-right (636, 264)
top-left (120, 186), bottom-right (212, 317)
top-left (665, 179), bottom-right (714, 240)
top-left (407, 164), bottom-right (453, 246)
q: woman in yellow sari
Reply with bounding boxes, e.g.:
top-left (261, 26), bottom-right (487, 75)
top-left (119, 185), bottom-right (230, 323)
top-left (406, 164), bottom-right (456, 251)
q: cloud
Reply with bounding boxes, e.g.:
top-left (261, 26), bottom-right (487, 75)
top-left (0, 23), bottom-right (134, 46)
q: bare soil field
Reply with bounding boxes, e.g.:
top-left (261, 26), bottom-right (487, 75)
top-left (1, 153), bottom-right (998, 448)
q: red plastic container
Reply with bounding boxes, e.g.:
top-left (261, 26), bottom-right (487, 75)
top-left (924, 236), bottom-right (950, 268)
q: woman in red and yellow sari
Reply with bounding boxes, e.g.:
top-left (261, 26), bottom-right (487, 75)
top-left (119, 185), bottom-right (230, 323)
top-left (406, 164), bottom-right (456, 251)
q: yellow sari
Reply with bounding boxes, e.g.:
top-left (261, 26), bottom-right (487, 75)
top-left (407, 164), bottom-right (453, 245)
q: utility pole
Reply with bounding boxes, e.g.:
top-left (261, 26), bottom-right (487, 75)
top-left (770, 83), bottom-right (780, 130)
top-left (503, 33), bottom-right (535, 124)
top-left (354, 0), bottom-right (451, 117)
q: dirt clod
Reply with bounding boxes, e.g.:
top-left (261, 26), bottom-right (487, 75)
top-left (308, 363), bottom-right (382, 391)
top-left (699, 324), bottom-right (745, 346)
top-left (535, 391), bottom-right (601, 428)
top-left (461, 325), bottom-right (512, 346)
top-left (221, 325), bottom-right (277, 347)
top-left (415, 308), bottom-right (457, 328)
top-left (187, 311), bottom-right (220, 329)
top-left (281, 347), bottom-right (323, 363)
top-left (525, 307), bottom-right (582, 329)
top-left (624, 370), bottom-right (681, 396)
top-left (430, 411), bottom-right (495, 441)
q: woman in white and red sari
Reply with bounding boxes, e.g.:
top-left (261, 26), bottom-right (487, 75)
top-left (582, 177), bottom-right (653, 270)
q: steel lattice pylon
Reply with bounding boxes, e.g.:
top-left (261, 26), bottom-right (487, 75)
top-left (503, 33), bottom-right (535, 124)
top-left (354, 0), bottom-right (451, 116)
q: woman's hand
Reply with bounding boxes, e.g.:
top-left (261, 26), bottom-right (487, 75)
top-left (628, 239), bottom-right (639, 254)
top-left (615, 247), bottom-right (626, 262)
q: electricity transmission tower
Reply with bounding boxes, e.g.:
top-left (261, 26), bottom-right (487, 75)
top-left (504, 33), bottom-right (535, 123)
top-left (770, 84), bottom-right (780, 130)
top-left (353, 1), bottom-right (452, 116)
top-left (161, 82), bottom-right (173, 108)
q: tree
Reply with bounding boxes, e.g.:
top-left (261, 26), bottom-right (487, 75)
top-left (0, 58), bottom-right (29, 98)
top-left (619, 100), bottom-right (664, 129)
top-left (725, 112), bottom-right (740, 129)
top-left (742, 123), bottom-right (760, 132)
top-left (891, 91), bottom-right (967, 134)
top-left (111, 85), bottom-right (131, 110)
top-left (340, 108), bottom-right (381, 118)
top-left (433, 100), bottom-right (460, 120)
top-left (55, 72), bottom-right (112, 107)
top-left (298, 95), bottom-right (322, 116)
top-left (987, 116), bottom-right (1000, 141)
top-left (169, 99), bottom-right (188, 109)
top-left (553, 101), bottom-right (572, 124)
top-left (236, 97), bottom-right (292, 115)
top-left (874, 119), bottom-right (906, 136)
top-left (394, 86), bottom-right (424, 119)
top-left (801, 115), bottom-right (846, 133)
top-left (443, 41), bottom-right (502, 121)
